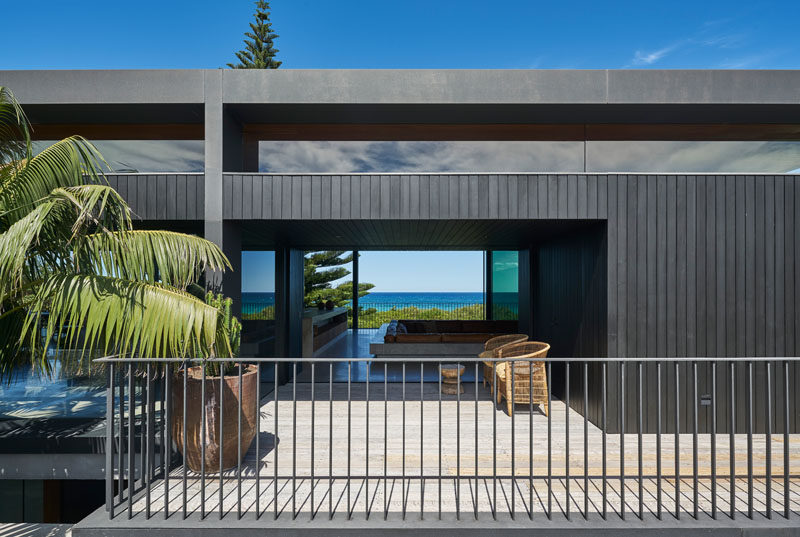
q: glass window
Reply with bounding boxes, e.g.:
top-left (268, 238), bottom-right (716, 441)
top-left (587, 141), bottom-right (800, 174)
top-left (32, 140), bottom-right (204, 173)
top-left (491, 251), bottom-right (519, 320)
top-left (259, 141), bottom-right (585, 173)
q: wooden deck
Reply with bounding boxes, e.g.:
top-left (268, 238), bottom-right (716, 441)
top-left (130, 382), bottom-right (800, 520)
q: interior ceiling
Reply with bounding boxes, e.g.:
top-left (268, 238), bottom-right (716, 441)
top-left (239, 219), bottom-right (603, 250)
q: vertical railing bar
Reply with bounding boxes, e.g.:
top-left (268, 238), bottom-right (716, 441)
top-left (565, 361), bottom-right (570, 521)
top-left (530, 361), bottom-right (534, 521)
top-left (384, 362), bottom-right (388, 521)
top-left (674, 361), bottom-right (680, 520)
top-left (238, 363), bottom-right (243, 520)
top-left (310, 362), bottom-right (315, 521)
top-left (146, 363), bottom-right (152, 519)
top-left (292, 361), bottom-right (297, 520)
top-left (656, 361), bottom-right (662, 520)
top-left (348, 360), bottom-right (352, 520)
top-left (475, 361), bottom-right (480, 521)
top-left (159, 365), bottom-right (165, 485)
top-left (729, 361), bottom-right (735, 520)
top-left (784, 360), bottom-right (790, 520)
top-left (173, 362), bottom-right (181, 520)
top-left (583, 361), bottom-right (589, 520)
top-left (256, 363), bottom-right (261, 520)
top-left (637, 361), bottom-right (643, 521)
top-left (366, 361), bottom-right (370, 520)
top-left (511, 359), bottom-right (515, 520)
top-left (164, 364), bottom-right (171, 519)
top-left (106, 363), bottom-right (114, 519)
top-left (711, 361), bottom-right (717, 520)
top-left (219, 365), bottom-right (225, 520)
top-left (692, 361), bottom-right (699, 520)
top-left (456, 359), bottom-right (463, 519)
top-left (619, 361), bottom-right (625, 521)
top-left (438, 360), bottom-right (442, 521)
top-left (330, 362), bottom-right (334, 521)
top-left (602, 361), bottom-right (607, 520)
top-left (493, 360), bottom-right (498, 520)
top-left (200, 365), bottom-right (206, 519)
top-left (128, 362), bottom-right (135, 520)
top-left (140, 365), bottom-right (146, 495)
top-left (547, 361), bottom-right (552, 520)
top-left (401, 361), bottom-right (406, 520)
top-left (766, 361), bottom-right (772, 519)
top-left (118, 366), bottom-right (124, 504)
top-left (747, 360), bottom-right (753, 519)
top-left (274, 362), bottom-right (278, 521)
top-left (420, 362), bottom-right (424, 520)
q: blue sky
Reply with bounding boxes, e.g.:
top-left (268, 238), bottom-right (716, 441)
top-left (1, 1), bottom-right (798, 70)
top-left (242, 251), bottom-right (485, 293)
top-left (6, 0), bottom-right (799, 292)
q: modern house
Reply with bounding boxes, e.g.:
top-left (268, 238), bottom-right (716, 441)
top-left (1, 68), bottom-right (799, 535)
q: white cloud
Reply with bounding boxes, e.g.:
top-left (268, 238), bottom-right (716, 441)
top-left (259, 141), bottom-right (585, 174)
top-left (631, 43), bottom-right (680, 66)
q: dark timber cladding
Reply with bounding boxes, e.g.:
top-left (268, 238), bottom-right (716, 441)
top-left (224, 173), bottom-right (800, 433)
top-left (222, 172), bottom-right (800, 359)
top-left (106, 174), bottom-right (204, 220)
top-left (222, 172), bottom-right (800, 361)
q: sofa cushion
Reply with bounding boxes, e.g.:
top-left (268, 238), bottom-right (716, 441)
top-left (460, 320), bottom-right (494, 333)
top-left (435, 320), bottom-right (462, 333)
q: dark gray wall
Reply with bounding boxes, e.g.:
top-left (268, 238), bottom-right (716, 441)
top-left (106, 174), bottom-right (204, 220)
top-left (119, 172), bottom-right (800, 432)
top-left (223, 172), bottom-right (800, 361)
top-left (223, 173), bottom-right (610, 220)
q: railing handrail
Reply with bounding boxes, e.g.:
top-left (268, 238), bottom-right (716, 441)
top-left (94, 355), bottom-right (800, 364)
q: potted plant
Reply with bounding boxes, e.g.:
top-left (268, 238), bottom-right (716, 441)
top-left (171, 292), bottom-right (259, 473)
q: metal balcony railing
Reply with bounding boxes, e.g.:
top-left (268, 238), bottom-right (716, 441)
top-left (240, 300), bottom-right (520, 326)
top-left (93, 356), bottom-right (798, 524)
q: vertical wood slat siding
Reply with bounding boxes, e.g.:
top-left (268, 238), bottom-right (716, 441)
top-left (106, 174), bottom-right (204, 220)
top-left (225, 173), bottom-right (798, 359)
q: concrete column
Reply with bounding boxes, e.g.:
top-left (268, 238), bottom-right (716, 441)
top-left (204, 70), bottom-right (247, 312)
top-left (203, 69), bottom-right (224, 265)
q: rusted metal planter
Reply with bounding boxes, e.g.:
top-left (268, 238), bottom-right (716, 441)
top-left (171, 364), bottom-right (258, 473)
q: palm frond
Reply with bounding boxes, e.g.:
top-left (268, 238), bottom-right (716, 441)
top-left (0, 136), bottom-right (109, 224)
top-left (20, 274), bottom-right (230, 370)
top-left (74, 229), bottom-right (230, 287)
top-left (0, 184), bottom-right (135, 301)
top-left (49, 184), bottom-right (132, 236)
top-left (0, 200), bottom-right (63, 301)
top-left (0, 86), bottom-right (30, 166)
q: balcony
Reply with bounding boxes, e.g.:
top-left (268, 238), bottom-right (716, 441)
top-left (73, 357), bottom-right (800, 535)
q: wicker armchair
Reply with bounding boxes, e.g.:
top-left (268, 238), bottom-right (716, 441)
top-left (494, 341), bottom-right (550, 416)
top-left (481, 334), bottom-right (529, 388)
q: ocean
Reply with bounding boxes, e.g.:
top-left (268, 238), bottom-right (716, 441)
top-left (242, 292), bottom-right (517, 312)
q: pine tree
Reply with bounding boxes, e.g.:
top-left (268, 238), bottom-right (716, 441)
top-left (228, 1), bottom-right (282, 69)
top-left (304, 251), bottom-right (374, 307)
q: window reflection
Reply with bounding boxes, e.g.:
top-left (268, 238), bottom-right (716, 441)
top-left (259, 141), bottom-right (585, 173)
top-left (587, 141), bottom-right (800, 174)
top-left (32, 140), bottom-right (204, 173)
